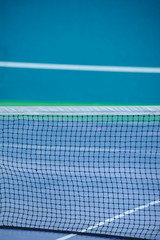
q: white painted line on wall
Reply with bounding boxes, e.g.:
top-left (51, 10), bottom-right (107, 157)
top-left (0, 61), bottom-right (160, 73)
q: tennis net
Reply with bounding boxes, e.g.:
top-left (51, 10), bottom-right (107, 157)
top-left (0, 106), bottom-right (160, 240)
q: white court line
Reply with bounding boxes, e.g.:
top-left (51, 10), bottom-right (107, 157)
top-left (0, 61), bottom-right (160, 73)
top-left (56, 234), bottom-right (77, 240)
top-left (56, 200), bottom-right (160, 240)
top-left (0, 143), bottom-right (159, 156)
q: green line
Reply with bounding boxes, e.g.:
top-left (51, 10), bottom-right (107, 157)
top-left (0, 101), bottom-right (159, 107)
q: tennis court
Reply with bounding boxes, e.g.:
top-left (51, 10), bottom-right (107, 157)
top-left (0, 1), bottom-right (160, 240)
top-left (0, 107), bottom-right (159, 240)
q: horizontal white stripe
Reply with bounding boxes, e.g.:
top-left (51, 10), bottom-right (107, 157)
top-left (0, 61), bottom-right (160, 73)
top-left (0, 106), bottom-right (160, 115)
top-left (56, 200), bottom-right (160, 240)
top-left (1, 143), bottom-right (159, 156)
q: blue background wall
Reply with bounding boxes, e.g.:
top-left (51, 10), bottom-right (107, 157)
top-left (0, 0), bottom-right (160, 105)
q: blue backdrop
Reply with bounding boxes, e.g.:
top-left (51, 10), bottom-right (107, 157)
top-left (0, 0), bottom-right (160, 105)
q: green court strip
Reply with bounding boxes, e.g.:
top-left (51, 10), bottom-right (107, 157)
top-left (0, 101), bottom-right (159, 107)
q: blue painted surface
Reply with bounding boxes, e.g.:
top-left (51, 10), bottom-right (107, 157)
top-left (0, 229), bottom-right (120, 240)
top-left (0, 118), bottom-right (159, 239)
top-left (0, 0), bottom-right (160, 104)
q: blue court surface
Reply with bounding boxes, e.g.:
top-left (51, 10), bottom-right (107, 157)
top-left (0, 114), bottom-right (159, 240)
top-left (1, 0), bottom-right (160, 106)
top-left (0, 228), bottom-right (123, 240)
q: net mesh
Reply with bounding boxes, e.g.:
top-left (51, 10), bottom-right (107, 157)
top-left (0, 108), bottom-right (160, 240)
